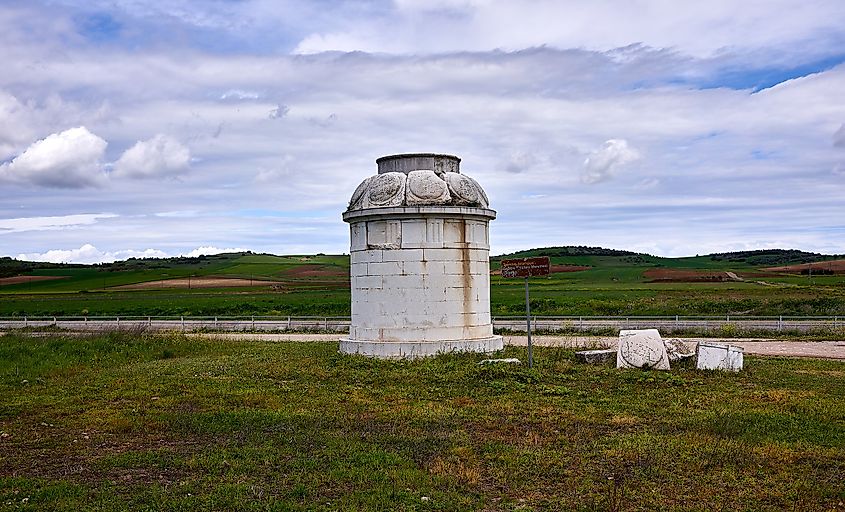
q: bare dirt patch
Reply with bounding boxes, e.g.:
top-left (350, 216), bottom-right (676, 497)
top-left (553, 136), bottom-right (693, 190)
top-left (281, 265), bottom-right (348, 278)
top-left (643, 269), bottom-right (738, 283)
top-left (113, 277), bottom-right (276, 290)
top-left (0, 275), bottom-right (67, 286)
top-left (762, 259), bottom-right (845, 274)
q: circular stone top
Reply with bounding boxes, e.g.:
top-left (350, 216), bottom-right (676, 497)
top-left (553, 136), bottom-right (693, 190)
top-left (348, 154), bottom-right (490, 211)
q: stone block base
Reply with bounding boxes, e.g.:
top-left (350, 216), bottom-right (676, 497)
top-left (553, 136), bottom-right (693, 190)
top-left (339, 336), bottom-right (503, 359)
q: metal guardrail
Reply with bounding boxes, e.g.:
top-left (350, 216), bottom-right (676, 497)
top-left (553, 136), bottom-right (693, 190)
top-left (0, 315), bottom-right (842, 333)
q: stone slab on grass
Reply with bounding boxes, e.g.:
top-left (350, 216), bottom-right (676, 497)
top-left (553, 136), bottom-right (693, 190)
top-left (696, 342), bottom-right (744, 371)
top-left (575, 349), bottom-right (617, 365)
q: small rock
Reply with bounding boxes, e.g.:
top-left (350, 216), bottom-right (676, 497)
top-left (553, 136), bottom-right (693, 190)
top-left (421, 496), bottom-right (430, 502)
top-left (21, 380), bottom-right (28, 384)
top-left (478, 358), bottom-right (521, 365)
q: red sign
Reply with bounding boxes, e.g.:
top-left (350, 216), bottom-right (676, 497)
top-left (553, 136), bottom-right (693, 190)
top-left (500, 256), bottom-right (550, 278)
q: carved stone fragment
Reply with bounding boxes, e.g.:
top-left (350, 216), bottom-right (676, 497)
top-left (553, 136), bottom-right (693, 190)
top-left (616, 329), bottom-right (670, 370)
top-left (445, 172), bottom-right (483, 206)
top-left (405, 170), bottom-right (451, 205)
top-left (364, 172), bottom-right (406, 208)
top-left (348, 176), bottom-right (373, 210)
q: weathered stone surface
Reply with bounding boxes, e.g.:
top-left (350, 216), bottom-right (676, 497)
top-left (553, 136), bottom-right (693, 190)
top-left (444, 173), bottom-right (490, 208)
top-left (616, 328), bottom-right (671, 370)
top-left (347, 153), bottom-right (489, 210)
top-left (377, 153), bottom-right (460, 175)
top-left (696, 342), bottom-right (744, 371)
top-left (406, 170), bottom-right (451, 205)
top-left (364, 172), bottom-right (406, 208)
top-left (575, 349), bottom-right (617, 364)
top-left (664, 338), bottom-right (696, 362)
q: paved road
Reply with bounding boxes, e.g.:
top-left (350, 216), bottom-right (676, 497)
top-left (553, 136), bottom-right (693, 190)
top-left (4, 330), bottom-right (843, 360)
top-left (193, 333), bottom-right (845, 360)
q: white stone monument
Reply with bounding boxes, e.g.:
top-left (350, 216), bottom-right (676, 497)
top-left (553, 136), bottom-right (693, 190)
top-left (340, 153), bottom-right (503, 358)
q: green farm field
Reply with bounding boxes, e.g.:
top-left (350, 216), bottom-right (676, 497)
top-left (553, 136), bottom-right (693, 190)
top-left (2, 248), bottom-right (845, 317)
top-left (1, 332), bottom-right (843, 510)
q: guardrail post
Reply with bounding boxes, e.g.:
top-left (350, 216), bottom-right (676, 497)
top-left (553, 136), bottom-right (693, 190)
top-left (214, 317), bottom-right (218, 328)
top-left (675, 315), bottom-right (679, 329)
top-left (53, 316), bottom-right (57, 326)
top-left (24, 316), bottom-right (27, 328)
top-left (116, 317), bottom-right (120, 328)
top-left (287, 316), bottom-right (291, 330)
top-left (181, 316), bottom-right (184, 331)
top-left (324, 317), bottom-right (328, 331)
top-left (148, 316), bottom-right (151, 326)
top-left (778, 315), bottom-right (783, 331)
top-left (579, 316), bottom-right (583, 330)
top-left (252, 316), bottom-right (255, 330)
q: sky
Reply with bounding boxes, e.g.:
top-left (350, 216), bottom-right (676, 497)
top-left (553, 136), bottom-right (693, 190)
top-left (1, 0), bottom-right (845, 263)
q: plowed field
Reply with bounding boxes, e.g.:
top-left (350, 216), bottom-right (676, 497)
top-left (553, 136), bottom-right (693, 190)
top-left (643, 268), bottom-right (735, 282)
top-left (113, 277), bottom-right (275, 290)
top-left (0, 275), bottom-right (66, 286)
top-left (763, 259), bottom-right (845, 274)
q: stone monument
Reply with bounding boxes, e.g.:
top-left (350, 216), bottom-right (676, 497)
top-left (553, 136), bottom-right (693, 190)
top-left (340, 153), bottom-right (503, 358)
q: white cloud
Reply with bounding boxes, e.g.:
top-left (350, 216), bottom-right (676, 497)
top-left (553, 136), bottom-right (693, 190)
top-left (293, 0), bottom-right (845, 62)
top-left (0, 213), bottom-right (117, 234)
top-left (13, 244), bottom-right (247, 264)
top-left (581, 139), bottom-right (640, 184)
top-left (834, 123), bottom-right (845, 148)
top-left (181, 246), bottom-right (247, 257)
top-left (0, 127), bottom-right (107, 188)
top-left (16, 244), bottom-right (168, 264)
top-left (112, 134), bottom-right (191, 179)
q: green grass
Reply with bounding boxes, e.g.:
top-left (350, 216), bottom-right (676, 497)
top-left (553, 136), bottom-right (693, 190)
top-left (1, 332), bottom-right (844, 510)
top-left (3, 251), bottom-right (845, 317)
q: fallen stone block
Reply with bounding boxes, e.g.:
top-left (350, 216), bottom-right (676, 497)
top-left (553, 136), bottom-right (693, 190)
top-left (575, 349), bottom-right (617, 364)
top-left (696, 342), bottom-right (744, 372)
top-left (617, 328), bottom-right (671, 370)
top-left (664, 338), bottom-right (696, 362)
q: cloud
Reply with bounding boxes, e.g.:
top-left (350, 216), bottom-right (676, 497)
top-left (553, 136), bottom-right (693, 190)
top-left (112, 134), bottom-right (191, 179)
top-left (181, 246), bottom-right (247, 257)
top-left (16, 243), bottom-right (168, 264)
top-left (581, 139), bottom-right (640, 184)
top-left (268, 104), bottom-right (289, 119)
top-left (292, 0), bottom-right (845, 63)
top-left (0, 213), bottom-right (117, 234)
top-left (834, 124), bottom-right (845, 148)
top-left (13, 243), bottom-right (247, 264)
top-left (0, 127), bottom-right (107, 188)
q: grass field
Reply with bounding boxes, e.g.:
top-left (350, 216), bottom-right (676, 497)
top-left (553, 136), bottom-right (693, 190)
top-left (2, 249), bottom-right (845, 317)
top-left (1, 332), bottom-right (843, 510)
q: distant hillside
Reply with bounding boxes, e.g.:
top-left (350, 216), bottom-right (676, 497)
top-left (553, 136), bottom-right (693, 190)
top-left (494, 246), bottom-right (638, 259)
top-left (0, 257), bottom-right (86, 278)
top-left (708, 249), bottom-right (840, 267)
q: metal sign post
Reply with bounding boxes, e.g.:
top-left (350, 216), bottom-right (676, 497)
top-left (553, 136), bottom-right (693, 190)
top-left (501, 256), bottom-right (550, 369)
top-left (524, 276), bottom-right (533, 367)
